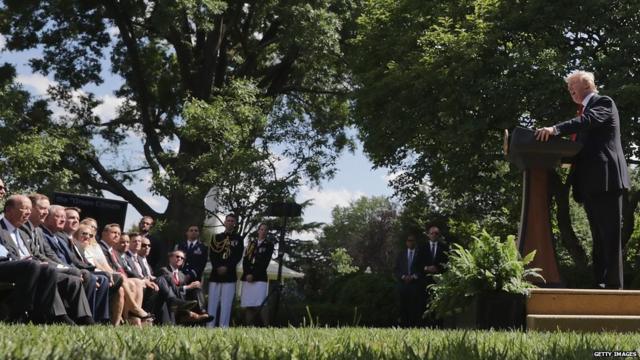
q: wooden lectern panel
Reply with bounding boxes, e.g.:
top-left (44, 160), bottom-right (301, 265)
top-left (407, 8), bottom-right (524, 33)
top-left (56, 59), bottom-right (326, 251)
top-left (517, 168), bottom-right (561, 286)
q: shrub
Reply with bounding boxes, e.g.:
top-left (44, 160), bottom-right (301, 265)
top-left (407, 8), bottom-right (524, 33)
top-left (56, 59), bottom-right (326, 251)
top-left (427, 229), bottom-right (543, 318)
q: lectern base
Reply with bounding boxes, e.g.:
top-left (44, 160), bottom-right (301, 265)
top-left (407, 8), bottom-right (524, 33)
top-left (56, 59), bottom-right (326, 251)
top-left (517, 168), bottom-right (562, 285)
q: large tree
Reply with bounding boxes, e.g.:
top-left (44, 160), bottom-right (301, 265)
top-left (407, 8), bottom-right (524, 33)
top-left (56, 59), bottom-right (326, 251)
top-left (319, 196), bottom-right (399, 273)
top-left (0, 0), bottom-right (359, 238)
top-left (348, 0), bottom-right (640, 275)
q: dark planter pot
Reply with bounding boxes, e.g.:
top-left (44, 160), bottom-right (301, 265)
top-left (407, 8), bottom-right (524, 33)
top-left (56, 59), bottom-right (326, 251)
top-left (453, 291), bottom-right (526, 330)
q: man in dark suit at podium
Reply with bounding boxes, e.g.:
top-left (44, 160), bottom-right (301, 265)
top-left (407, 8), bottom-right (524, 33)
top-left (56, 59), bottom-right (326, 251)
top-left (535, 70), bottom-right (630, 289)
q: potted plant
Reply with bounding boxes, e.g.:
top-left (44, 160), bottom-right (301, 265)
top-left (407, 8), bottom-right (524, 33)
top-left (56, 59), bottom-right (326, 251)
top-left (426, 229), bottom-right (544, 330)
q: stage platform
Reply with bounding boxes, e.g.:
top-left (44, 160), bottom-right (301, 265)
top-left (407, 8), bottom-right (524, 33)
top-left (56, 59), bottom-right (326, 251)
top-left (527, 288), bottom-right (640, 332)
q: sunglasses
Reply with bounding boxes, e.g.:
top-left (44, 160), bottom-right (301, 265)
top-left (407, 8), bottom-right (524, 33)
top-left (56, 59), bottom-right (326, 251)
top-left (174, 255), bottom-right (185, 259)
top-left (80, 232), bottom-right (95, 238)
top-left (141, 244), bottom-right (151, 248)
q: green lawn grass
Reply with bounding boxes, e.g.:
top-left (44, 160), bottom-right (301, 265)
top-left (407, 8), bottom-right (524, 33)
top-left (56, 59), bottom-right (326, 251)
top-left (0, 325), bottom-right (639, 359)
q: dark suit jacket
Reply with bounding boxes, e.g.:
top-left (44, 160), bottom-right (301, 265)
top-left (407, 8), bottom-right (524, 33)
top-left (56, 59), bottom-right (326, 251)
top-left (0, 228), bottom-right (25, 259)
top-left (137, 255), bottom-right (153, 278)
top-left (418, 240), bottom-right (449, 284)
top-left (21, 221), bottom-right (65, 265)
top-left (145, 234), bottom-right (167, 272)
top-left (40, 227), bottom-right (94, 271)
top-left (393, 248), bottom-right (423, 282)
top-left (113, 250), bottom-right (136, 278)
top-left (175, 240), bottom-right (208, 281)
top-left (98, 240), bottom-right (122, 272)
top-left (556, 94), bottom-right (630, 197)
top-left (159, 266), bottom-right (189, 298)
top-left (241, 238), bottom-right (274, 282)
top-left (123, 251), bottom-right (146, 279)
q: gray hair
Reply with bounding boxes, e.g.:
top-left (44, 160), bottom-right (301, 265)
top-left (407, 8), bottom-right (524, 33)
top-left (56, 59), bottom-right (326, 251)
top-left (47, 204), bottom-right (66, 218)
top-left (565, 70), bottom-right (598, 93)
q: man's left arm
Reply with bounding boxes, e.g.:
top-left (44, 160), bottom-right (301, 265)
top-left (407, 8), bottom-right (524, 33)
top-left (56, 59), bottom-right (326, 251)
top-left (536, 96), bottom-right (614, 141)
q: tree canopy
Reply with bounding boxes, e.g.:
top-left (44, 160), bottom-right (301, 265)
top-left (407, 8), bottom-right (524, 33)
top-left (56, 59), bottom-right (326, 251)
top-left (347, 0), bottom-right (640, 280)
top-left (349, 0), bottom-right (640, 204)
top-left (0, 0), bottom-right (360, 237)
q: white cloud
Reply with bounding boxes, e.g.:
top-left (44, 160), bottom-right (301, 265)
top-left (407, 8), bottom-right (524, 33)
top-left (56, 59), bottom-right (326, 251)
top-left (289, 187), bottom-right (366, 241)
top-left (107, 26), bottom-right (120, 38)
top-left (161, 137), bottom-right (180, 153)
top-left (0, 34), bottom-right (5, 51)
top-left (140, 195), bottom-right (166, 212)
top-left (93, 94), bottom-right (124, 120)
top-left (300, 186), bottom-right (366, 211)
top-left (16, 73), bottom-right (55, 95)
top-left (382, 170), bottom-right (405, 183)
top-left (15, 73), bottom-right (127, 124)
top-left (271, 155), bottom-right (292, 177)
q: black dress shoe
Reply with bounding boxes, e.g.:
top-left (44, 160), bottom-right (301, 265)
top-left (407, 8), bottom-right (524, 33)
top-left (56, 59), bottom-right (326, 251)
top-left (52, 314), bottom-right (77, 325)
top-left (8, 311), bottom-right (29, 324)
top-left (76, 316), bottom-right (96, 326)
top-left (128, 311), bottom-right (154, 320)
top-left (197, 315), bottom-right (214, 324)
top-left (169, 298), bottom-right (197, 311)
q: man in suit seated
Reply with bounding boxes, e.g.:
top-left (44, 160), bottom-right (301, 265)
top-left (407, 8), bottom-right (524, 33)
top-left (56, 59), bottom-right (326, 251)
top-left (159, 250), bottom-right (212, 325)
top-left (136, 236), bottom-right (155, 280)
top-left (393, 233), bottom-right (423, 327)
top-left (138, 216), bottom-right (166, 273)
top-left (0, 194), bottom-right (92, 324)
top-left (40, 205), bottom-right (109, 323)
top-left (0, 189), bottom-right (67, 324)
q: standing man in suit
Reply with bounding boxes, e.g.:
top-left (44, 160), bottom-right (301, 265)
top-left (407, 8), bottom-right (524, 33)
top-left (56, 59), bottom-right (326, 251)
top-left (207, 213), bottom-right (244, 328)
top-left (393, 233), bottom-right (423, 327)
top-left (420, 225), bottom-right (449, 327)
top-left (175, 225), bottom-right (208, 282)
top-left (536, 70), bottom-right (630, 289)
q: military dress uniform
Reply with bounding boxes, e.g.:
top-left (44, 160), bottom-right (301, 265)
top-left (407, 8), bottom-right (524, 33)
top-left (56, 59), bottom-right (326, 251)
top-left (240, 237), bottom-right (274, 307)
top-left (207, 231), bottom-right (243, 327)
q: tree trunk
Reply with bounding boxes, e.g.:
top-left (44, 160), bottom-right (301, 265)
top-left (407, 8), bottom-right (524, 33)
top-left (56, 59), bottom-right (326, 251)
top-left (548, 171), bottom-right (589, 270)
top-left (160, 192), bottom-right (208, 249)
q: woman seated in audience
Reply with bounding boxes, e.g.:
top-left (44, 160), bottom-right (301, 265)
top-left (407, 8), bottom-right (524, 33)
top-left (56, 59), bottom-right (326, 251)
top-left (73, 224), bottom-right (152, 326)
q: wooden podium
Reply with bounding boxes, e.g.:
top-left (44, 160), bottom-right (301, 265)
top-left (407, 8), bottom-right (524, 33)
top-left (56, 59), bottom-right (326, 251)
top-left (506, 127), bottom-right (582, 287)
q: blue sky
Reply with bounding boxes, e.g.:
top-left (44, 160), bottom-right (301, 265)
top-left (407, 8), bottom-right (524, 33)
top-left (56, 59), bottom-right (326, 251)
top-left (0, 35), bottom-right (395, 236)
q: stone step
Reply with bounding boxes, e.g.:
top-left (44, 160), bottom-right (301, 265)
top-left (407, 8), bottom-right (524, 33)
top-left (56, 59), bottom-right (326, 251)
top-left (527, 288), bottom-right (640, 316)
top-left (527, 314), bottom-right (640, 332)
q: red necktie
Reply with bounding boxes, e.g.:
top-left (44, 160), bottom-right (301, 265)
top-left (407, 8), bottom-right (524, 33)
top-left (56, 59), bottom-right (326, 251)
top-left (570, 104), bottom-right (584, 141)
top-left (111, 249), bottom-right (126, 276)
top-left (173, 271), bottom-right (180, 286)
